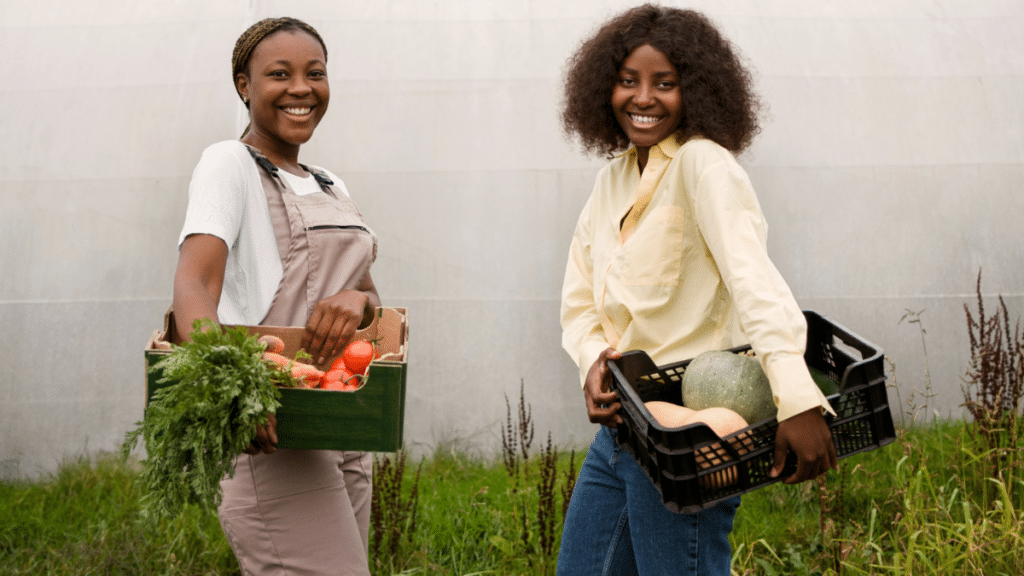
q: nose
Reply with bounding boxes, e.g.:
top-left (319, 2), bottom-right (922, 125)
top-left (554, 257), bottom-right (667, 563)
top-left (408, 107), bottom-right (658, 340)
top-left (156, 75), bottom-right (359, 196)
top-left (288, 76), bottom-right (313, 96)
top-left (633, 82), bottom-right (655, 107)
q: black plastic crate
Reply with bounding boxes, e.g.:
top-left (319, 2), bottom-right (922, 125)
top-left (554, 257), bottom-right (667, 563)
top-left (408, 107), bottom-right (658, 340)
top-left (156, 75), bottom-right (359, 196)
top-left (607, 311), bottom-right (895, 514)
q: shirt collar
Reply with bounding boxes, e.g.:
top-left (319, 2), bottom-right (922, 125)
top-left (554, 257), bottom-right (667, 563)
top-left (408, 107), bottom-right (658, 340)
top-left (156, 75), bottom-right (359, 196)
top-left (616, 133), bottom-right (684, 161)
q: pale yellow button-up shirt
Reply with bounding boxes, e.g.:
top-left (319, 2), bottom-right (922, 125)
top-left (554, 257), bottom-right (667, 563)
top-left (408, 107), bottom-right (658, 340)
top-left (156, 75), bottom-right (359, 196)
top-left (561, 136), bottom-right (833, 422)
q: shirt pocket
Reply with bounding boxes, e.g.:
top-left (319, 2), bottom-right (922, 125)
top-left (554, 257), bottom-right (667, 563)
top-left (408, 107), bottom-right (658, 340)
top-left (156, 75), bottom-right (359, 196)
top-left (293, 193), bottom-right (355, 228)
top-left (619, 205), bottom-right (686, 287)
top-left (294, 194), bottom-right (378, 263)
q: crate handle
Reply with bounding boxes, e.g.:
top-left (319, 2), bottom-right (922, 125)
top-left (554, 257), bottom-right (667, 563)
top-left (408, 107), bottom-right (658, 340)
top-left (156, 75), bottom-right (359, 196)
top-left (804, 311), bottom-right (884, 390)
top-left (608, 358), bottom-right (650, 436)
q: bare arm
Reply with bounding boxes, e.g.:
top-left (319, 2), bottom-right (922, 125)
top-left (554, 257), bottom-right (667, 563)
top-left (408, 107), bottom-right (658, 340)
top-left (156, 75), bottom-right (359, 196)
top-left (171, 233), bottom-right (277, 454)
top-left (172, 233), bottom-right (228, 340)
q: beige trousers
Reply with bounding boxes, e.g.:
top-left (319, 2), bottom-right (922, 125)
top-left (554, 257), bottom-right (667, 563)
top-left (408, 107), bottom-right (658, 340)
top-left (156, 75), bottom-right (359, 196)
top-left (218, 449), bottom-right (373, 576)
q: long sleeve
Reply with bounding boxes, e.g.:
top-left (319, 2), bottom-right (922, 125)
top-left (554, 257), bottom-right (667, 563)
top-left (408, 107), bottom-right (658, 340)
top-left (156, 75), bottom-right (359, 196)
top-left (560, 195), bottom-right (612, 386)
top-left (682, 143), bottom-right (834, 420)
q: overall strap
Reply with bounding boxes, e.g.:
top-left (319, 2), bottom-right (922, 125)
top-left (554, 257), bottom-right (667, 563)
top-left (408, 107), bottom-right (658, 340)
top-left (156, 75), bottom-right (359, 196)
top-left (243, 144), bottom-right (336, 197)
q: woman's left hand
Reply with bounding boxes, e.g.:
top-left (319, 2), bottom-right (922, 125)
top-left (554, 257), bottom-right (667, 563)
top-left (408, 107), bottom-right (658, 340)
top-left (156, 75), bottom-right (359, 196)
top-left (302, 290), bottom-right (373, 363)
top-left (770, 407), bottom-right (838, 484)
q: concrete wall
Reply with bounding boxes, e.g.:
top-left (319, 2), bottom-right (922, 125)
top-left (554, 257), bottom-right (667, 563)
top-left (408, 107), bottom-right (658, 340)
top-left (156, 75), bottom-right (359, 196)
top-left (1, 0), bottom-right (1022, 479)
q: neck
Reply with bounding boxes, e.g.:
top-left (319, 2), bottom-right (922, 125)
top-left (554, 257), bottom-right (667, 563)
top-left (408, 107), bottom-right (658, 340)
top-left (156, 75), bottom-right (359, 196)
top-left (634, 146), bottom-right (650, 175)
top-left (241, 130), bottom-right (303, 174)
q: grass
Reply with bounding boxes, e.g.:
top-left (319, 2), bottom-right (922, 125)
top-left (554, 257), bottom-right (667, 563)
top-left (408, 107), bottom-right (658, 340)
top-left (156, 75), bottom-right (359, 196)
top-left (0, 453), bottom-right (237, 575)
top-left (2, 417), bottom-right (1022, 576)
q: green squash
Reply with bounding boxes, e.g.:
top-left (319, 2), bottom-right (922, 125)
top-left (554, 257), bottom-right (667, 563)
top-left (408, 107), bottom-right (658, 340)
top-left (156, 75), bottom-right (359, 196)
top-left (682, 350), bottom-right (777, 424)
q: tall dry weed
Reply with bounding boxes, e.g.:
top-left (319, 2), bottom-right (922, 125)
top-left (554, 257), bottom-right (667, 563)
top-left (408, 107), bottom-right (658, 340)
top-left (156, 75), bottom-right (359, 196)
top-left (962, 270), bottom-right (1024, 480)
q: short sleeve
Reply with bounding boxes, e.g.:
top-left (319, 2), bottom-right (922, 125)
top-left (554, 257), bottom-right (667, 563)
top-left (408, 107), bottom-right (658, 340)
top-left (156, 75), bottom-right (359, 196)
top-left (178, 142), bottom-right (249, 248)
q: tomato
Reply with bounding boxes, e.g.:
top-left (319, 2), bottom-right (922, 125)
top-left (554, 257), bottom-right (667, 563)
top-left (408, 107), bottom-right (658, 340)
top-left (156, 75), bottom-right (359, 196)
top-left (324, 368), bottom-right (361, 392)
top-left (329, 356), bottom-right (348, 373)
top-left (323, 378), bottom-right (347, 391)
top-left (321, 368), bottom-right (344, 389)
top-left (343, 340), bottom-right (374, 375)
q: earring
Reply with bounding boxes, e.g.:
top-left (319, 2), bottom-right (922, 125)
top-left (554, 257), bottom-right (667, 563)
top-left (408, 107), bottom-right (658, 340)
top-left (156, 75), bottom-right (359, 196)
top-left (242, 96), bottom-right (249, 103)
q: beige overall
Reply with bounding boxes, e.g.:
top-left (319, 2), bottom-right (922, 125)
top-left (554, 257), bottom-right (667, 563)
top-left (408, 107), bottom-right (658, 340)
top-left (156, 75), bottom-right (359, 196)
top-left (217, 146), bottom-right (377, 576)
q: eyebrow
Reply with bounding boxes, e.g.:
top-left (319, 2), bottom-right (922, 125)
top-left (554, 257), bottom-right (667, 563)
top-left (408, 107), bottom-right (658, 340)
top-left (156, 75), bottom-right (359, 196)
top-left (266, 59), bottom-right (326, 67)
top-left (619, 67), bottom-right (677, 77)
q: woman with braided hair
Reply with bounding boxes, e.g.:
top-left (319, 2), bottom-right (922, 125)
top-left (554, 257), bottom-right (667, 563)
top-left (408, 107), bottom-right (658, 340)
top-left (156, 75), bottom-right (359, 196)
top-left (173, 17), bottom-right (377, 575)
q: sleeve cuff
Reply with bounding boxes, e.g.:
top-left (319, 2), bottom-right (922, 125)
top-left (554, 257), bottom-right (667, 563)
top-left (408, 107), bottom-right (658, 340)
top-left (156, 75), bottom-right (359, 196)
top-left (762, 354), bottom-right (836, 421)
top-left (578, 341), bottom-right (611, 388)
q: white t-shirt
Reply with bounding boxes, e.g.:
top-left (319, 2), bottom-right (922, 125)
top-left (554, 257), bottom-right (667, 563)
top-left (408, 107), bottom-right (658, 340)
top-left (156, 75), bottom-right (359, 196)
top-left (178, 140), bottom-right (348, 326)
top-left (278, 168), bottom-right (325, 197)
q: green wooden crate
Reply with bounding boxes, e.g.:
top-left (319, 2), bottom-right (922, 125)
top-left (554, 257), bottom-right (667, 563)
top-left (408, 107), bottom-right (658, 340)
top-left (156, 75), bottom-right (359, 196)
top-left (144, 307), bottom-right (408, 453)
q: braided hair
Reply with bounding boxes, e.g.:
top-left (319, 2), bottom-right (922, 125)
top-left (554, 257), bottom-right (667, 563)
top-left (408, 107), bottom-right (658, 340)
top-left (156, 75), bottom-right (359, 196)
top-left (231, 17), bottom-right (328, 107)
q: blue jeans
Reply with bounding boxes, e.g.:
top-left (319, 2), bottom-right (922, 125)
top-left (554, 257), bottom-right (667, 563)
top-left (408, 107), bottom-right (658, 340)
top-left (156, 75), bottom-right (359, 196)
top-left (557, 426), bottom-right (739, 576)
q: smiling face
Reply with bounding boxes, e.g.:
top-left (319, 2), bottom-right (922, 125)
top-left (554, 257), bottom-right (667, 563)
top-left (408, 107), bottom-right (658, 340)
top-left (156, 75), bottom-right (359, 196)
top-left (611, 44), bottom-right (684, 167)
top-left (235, 29), bottom-right (329, 166)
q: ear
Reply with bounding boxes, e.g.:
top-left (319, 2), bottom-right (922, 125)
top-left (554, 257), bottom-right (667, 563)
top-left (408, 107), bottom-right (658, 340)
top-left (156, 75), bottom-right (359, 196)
top-left (235, 73), bottom-right (250, 103)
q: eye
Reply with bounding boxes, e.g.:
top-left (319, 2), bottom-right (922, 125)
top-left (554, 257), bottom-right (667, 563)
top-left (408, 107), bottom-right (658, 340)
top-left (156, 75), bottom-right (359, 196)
top-left (309, 69), bottom-right (327, 79)
top-left (657, 81), bottom-right (677, 90)
top-left (269, 70), bottom-right (288, 78)
top-left (618, 77), bottom-right (637, 87)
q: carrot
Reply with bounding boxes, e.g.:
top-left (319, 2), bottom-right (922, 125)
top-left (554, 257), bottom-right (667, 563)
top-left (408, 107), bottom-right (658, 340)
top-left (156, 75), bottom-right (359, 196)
top-left (291, 363), bottom-right (325, 389)
top-left (263, 350), bottom-right (323, 388)
top-left (262, 352), bottom-right (290, 368)
top-left (258, 334), bottom-right (285, 354)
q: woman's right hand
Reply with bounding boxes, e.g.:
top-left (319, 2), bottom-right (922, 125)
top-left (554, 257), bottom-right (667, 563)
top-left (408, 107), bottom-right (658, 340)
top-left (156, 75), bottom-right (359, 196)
top-left (584, 348), bottom-right (623, 426)
top-left (243, 413), bottom-right (278, 455)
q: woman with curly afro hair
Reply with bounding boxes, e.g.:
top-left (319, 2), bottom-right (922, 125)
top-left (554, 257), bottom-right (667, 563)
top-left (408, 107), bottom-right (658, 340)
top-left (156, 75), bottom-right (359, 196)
top-left (558, 5), bottom-right (837, 575)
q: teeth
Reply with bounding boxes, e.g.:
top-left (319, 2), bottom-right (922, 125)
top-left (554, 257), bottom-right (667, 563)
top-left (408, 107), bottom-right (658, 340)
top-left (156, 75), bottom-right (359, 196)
top-left (630, 114), bottom-right (661, 125)
top-left (283, 107), bottom-right (311, 116)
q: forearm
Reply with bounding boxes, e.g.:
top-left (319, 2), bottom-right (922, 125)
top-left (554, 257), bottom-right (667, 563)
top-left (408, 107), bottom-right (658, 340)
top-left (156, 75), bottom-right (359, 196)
top-left (172, 234), bottom-right (228, 342)
top-left (355, 272), bottom-right (380, 328)
top-left (172, 277), bottom-right (221, 341)
top-left (359, 290), bottom-right (380, 328)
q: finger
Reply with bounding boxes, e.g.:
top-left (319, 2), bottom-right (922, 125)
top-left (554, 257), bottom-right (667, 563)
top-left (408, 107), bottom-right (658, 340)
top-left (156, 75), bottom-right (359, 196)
top-left (325, 317), bottom-right (358, 361)
top-left (266, 414), bottom-right (278, 445)
top-left (596, 364), bottom-right (613, 393)
top-left (246, 434), bottom-right (263, 455)
top-left (253, 429), bottom-right (267, 448)
top-left (587, 401), bottom-right (621, 425)
top-left (770, 438), bottom-right (788, 479)
top-left (591, 389), bottom-right (619, 405)
top-left (253, 425), bottom-right (275, 455)
top-left (318, 318), bottom-right (346, 363)
top-left (589, 412), bottom-right (621, 427)
top-left (301, 308), bottom-right (323, 352)
top-left (305, 311), bottom-right (333, 361)
top-left (784, 456), bottom-right (810, 484)
top-left (584, 393), bottom-right (606, 419)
